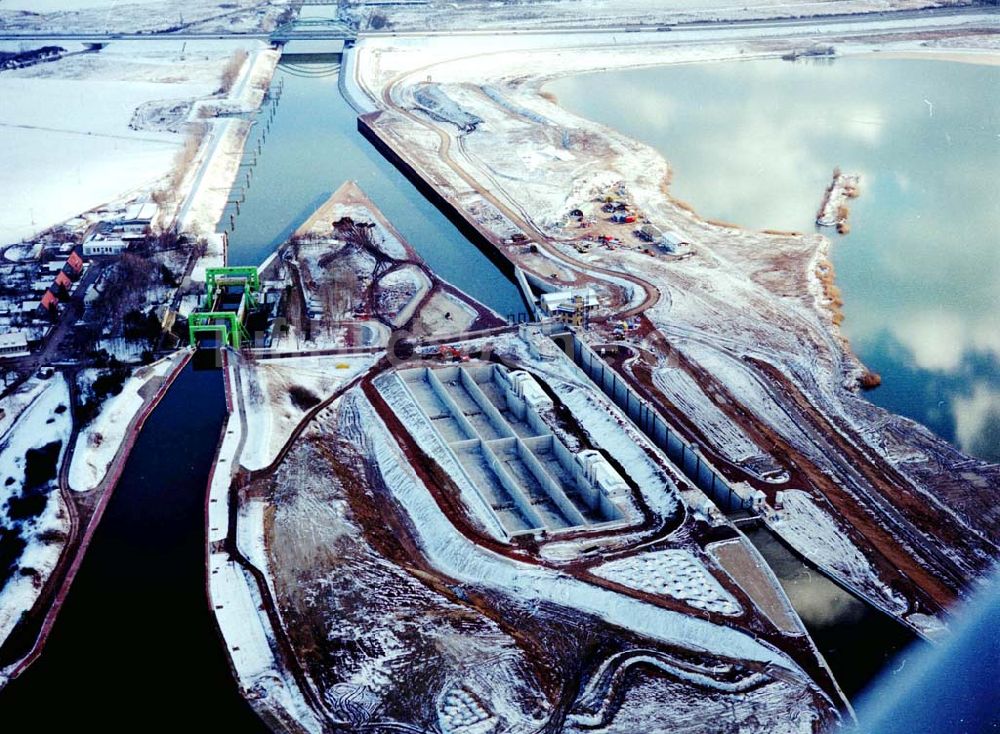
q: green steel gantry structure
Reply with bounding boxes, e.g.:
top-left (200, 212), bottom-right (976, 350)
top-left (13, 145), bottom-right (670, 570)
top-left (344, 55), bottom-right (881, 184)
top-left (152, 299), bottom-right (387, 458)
top-left (188, 266), bottom-right (261, 349)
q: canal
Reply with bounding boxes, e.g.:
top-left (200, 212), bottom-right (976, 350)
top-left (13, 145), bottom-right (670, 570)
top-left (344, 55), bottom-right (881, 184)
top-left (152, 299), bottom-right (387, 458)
top-left (0, 54), bottom-right (527, 728)
top-left (0, 365), bottom-right (267, 729)
top-left (224, 53), bottom-right (525, 318)
top-left (744, 526), bottom-right (923, 703)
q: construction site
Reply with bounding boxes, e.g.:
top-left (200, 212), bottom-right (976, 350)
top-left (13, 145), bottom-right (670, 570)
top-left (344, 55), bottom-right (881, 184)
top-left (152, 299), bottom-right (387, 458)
top-left (382, 363), bottom-right (635, 538)
top-left (208, 323), bottom-right (853, 732)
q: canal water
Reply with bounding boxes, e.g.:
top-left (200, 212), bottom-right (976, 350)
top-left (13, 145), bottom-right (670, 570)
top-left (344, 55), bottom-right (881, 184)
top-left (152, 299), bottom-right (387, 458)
top-left (548, 56), bottom-right (1000, 462)
top-left (744, 527), bottom-right (922, 703)
top-left (223, 54), bottom-right (525, 318)
top-left (0, 365), bottom-right (267, 730)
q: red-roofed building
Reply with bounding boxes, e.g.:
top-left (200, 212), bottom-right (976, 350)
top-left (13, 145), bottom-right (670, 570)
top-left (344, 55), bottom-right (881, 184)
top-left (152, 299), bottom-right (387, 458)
top-left (38, 289), bottom-right (59, 315)
top-left (65, 250), bottom-right (84, 278)
top-left (54, 270), bottom-right (72, 295)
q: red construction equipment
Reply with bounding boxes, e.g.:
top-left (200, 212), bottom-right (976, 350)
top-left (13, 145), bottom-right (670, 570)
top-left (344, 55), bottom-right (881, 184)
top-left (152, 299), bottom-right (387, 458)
top-left (438, 345), bottom-right (469, 362)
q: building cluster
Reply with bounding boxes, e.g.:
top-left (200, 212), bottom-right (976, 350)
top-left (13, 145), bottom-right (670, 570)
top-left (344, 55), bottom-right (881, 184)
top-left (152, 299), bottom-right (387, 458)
top-left (81, 203), bottom-right (156, 256)
top-left (0, 202), bottom-right (156, 362)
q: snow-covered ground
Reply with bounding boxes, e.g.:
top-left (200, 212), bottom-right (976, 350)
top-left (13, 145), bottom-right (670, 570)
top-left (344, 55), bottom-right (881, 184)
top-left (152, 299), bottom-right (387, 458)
top-left (769, 489), bottom-right (908, 616)
top-left (67, 354), bottom-right (180, 492)
top-left (340, 0), bottom-right (969, 32)
top-left (0, 0), bottom-right (289, 34)
top-left (0, 375), bottom-right (72, 651)
top-left (0, 40), bottom-right (272, 245)
top-left (348, 389), bottom-right (804, 673)
top-left (238, 353), bottom-right (376, 471)
top-left (591, 549), bottom-right (743, 616)
top-left (205, 382), bottom-right (324, 730)
top-left (653, 362), bottom-right (779, 473)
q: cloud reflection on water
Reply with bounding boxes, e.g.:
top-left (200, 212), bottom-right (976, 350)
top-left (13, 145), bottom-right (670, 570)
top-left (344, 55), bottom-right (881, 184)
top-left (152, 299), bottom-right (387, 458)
top-left (549, 57), bottom-right (1000, 459)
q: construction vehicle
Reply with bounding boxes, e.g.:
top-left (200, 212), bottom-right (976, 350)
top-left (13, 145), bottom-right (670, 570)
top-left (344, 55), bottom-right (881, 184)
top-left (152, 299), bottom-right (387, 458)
top-left (438, 345), bottom-right (469, 362)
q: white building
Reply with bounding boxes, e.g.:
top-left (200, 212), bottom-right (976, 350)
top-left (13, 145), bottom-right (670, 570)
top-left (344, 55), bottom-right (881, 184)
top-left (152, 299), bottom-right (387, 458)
top-left (118, 202), bottom-right (157, 234)
top-left (540, 287), bottom-right (599, 321)
top-left (576, 450), bottom-right (631, 499)
top-left (82, 237), bottom-right (128, 256)
top-left (660, 230), bottom-right (686, 252)
top-left (0, 331), bottom-right (29, 359)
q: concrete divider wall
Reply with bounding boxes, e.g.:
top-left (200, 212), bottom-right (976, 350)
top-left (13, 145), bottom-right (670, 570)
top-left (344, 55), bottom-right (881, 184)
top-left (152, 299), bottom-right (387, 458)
top-left (425, 367), bottom-right (478, 442)
top-left (397, 362), bottom-right (637, 536)
top-left (514, 438), bottom-right (587, 527)
top-left (564, 332), bottom-right (753, 515)
top-left (461, 367), bottom-right (586, 526)
top-left (475, 439), bottom-right (546, 530)
top-left (390, 373), bottom-right (511, 540)
top-left (459, 365), bottom-right (515, 440)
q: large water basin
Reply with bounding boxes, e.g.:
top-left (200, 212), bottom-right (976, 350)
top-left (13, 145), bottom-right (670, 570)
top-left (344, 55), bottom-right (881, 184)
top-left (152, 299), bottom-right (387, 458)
top-left (548, 56), bottom-right (1000, 461)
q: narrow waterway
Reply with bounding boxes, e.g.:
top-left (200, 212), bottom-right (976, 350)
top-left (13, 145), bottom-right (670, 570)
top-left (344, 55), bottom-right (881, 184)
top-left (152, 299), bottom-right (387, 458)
top-left (745, 526), bottom-right (922, 702)
top-left (548, 56), bottom-right (1000, 462)
top-left (223, 54), bottom-right (525, 318)
top-left (0, 365), bottom-right (267, 729)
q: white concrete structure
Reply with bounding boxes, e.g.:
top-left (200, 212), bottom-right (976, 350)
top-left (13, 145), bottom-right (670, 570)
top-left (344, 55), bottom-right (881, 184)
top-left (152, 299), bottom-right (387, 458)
top-left (0, 331), bottom-right (29, 358)
top-left (384, 363), bottom-right (635, 540)
top-left (576, 450), bottom-right (630, 500)
top-left (507, 370), bottom-right (553, 410)
top-left (540, 287), bottom-right (598, 319)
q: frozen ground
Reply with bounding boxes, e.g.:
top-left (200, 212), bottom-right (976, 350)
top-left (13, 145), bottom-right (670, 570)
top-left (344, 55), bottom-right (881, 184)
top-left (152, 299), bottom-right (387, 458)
top-left (653, 362), bottom-right (778, 472)
top-left (0, 375), bottom-right (71, 652)
top-left (0, 39), bottom-right (270, 245)
top-left (216, 330), bottom-right (843, 729)
top-left (238, 354), bottom-right (376, 471)
top-left (261, 427), bottom-right (548, 731)
top-left (0, 0), bottom-right (289, 34)
top-left (591, 549), bottom-right (742, 616)
top-left (566, 665), bottom-right (820, 733)
top-left (349, 390), bottom-right (795, 671)
top-left (339, 0), bottom-right (971, 32)
top-left (67, 354), bottom-right (178, 492)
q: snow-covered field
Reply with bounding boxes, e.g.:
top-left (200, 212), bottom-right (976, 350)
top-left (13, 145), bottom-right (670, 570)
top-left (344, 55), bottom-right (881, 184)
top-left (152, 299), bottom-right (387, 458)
top-left (238, 354), bottom-right (376, 471)
top-left (340, 0), bottom-right (968, 32)
top-left (0, 375), bottom-right (71, 651)
top-left (205, 378), bottom-right (324, 731)
top-left (0, 40), bottom-right (270, 245)
top-left (653, 363), bottom-right (778, 472)
top-left (591, 549), bottom-right (743, 615)
top-left (67, 354), bottom-right (179, 492)
top-left (348, 389), bottom-right (806, 674)
top-left (0, 0), bottom-right (288, 34)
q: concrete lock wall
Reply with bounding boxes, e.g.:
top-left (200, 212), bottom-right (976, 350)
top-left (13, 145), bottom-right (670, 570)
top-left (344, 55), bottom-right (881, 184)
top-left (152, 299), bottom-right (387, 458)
top-left (459, 366), bottom-right (515, 440)
top-left (478, 438), bottom-right (546, 529)
top-left (566, 333), bottom-right (752, 515)
top-left (516, 439), bottom-right (587, 527)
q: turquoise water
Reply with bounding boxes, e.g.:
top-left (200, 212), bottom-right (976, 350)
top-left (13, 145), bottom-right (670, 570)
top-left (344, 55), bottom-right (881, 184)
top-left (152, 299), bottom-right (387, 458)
top-left (549, 57), bottom-right (1000, 461)
top-left (222, 56), bottom-right (524, 318)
